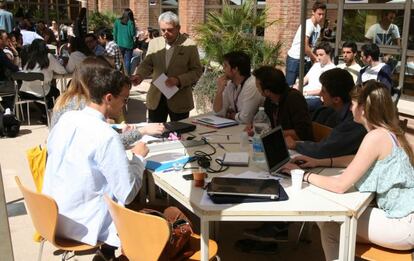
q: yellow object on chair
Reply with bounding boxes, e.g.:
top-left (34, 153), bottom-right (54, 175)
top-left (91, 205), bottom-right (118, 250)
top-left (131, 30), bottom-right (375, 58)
top-left (26, 145), bottom-right (47, 243)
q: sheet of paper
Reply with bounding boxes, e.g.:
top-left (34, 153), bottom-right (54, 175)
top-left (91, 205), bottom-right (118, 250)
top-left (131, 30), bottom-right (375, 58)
top-left (153, 73), bottom-right (179, 99)
top-left (140, 135), bottom-right (162, 143)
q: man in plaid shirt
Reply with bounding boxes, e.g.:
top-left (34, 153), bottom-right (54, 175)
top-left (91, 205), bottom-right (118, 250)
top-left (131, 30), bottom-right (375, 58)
top-left (98, 28), bottom-right (123, 71)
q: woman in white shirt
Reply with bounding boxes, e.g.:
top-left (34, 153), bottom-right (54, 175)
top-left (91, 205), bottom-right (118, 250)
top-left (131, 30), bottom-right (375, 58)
top-left (20, 39), bottom-right (67, 119)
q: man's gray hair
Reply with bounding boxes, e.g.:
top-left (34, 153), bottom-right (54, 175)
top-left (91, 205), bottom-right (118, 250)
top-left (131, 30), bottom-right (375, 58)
top-left (158, 11), bottom-right (180, 26)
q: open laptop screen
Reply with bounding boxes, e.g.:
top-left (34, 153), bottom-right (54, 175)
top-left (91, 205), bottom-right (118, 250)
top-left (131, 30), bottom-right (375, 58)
top-left (261, 126), bottom-right (290, 173)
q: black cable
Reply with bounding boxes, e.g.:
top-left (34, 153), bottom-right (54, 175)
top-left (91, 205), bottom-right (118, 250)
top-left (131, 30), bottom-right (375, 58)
top-left (182, 138), bottom-right (229, 173)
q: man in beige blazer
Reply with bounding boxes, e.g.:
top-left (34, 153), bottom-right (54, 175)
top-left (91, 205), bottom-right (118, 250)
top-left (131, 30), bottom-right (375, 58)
top-left (131, 11), bottom-right (202, 122)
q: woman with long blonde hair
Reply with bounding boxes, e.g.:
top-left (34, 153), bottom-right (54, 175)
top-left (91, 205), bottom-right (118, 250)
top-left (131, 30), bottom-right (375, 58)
top-left (292, 80), bottom-right (414, 261)
top-left (52, 56), bottom-right (164, 147)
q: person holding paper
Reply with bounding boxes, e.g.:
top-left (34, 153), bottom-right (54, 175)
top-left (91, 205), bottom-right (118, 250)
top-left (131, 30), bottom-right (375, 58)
top-left (131, 11), bottom-right (202, 122)
top-left (213, 51), bottom-right (263, 124)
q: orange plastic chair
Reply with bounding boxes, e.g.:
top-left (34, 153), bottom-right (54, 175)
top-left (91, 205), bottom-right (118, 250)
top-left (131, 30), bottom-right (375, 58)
top-left (104, 195), bottom-right (219, 261)
top-left (312, 121), bottom-right (333, 142)
top-left (15, 176), bottom-right (101, 261)
top-left (355, 243), bottom-right (413, 261)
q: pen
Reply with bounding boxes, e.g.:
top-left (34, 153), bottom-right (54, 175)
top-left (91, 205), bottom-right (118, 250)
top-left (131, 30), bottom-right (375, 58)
top-left (199, 130), bottom-right (217, 135)
top-left (161, 168), bottom-right (175, 173)
top-left (217, 143), bottom-right (226, 151)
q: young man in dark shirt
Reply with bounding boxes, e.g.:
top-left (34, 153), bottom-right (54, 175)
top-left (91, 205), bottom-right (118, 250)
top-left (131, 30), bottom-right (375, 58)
top-left (286, 68), bottom-right (367, 158)
top-left (251, 66), bottom-right (313, 141)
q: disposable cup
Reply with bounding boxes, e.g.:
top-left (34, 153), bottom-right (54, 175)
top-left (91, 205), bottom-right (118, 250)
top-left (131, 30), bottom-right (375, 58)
top-left (193, 171), bottom-right (206, 187)
top-left (240, 132), bottom-right (249, 149)
top-left (291, 169), bottom-right (305, 191)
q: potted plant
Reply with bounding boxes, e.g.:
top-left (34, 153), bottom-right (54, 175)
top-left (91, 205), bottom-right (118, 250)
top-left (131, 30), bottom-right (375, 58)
top-left (193, 0), bottom-right (283, 113)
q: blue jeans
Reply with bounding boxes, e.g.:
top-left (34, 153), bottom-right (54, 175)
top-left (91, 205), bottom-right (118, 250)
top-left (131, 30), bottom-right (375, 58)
top-left (306, 96), bottom-right (323, 113)
top-left (285, 55), bottom-right (313, 87)
top-left (285, 55), bottom-right (300, 87)
top-left (120, 47), bottom-right (133, 75)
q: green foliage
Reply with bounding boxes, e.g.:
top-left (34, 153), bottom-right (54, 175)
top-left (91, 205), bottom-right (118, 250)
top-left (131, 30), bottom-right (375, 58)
top-left (193, 69), bottom-right (222, 113)
top-left (195, 0), bottom-right (283, 69)
top-left (342, 10), bottom-right (368, 43)
top-left (88, 11), bottom-right (117, 32)
top-left (193, 0), bottom-right (283, 112)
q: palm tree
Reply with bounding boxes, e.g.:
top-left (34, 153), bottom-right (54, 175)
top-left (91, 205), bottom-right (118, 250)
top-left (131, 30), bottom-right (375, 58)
top-left (193, 0), bottom-right (283, 113)
top-left (195, 0), bottom-right (283, 68)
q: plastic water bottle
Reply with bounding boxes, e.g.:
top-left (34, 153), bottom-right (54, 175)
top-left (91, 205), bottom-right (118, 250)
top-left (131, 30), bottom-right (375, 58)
top-left (252, 107), bottom-right (271, 163)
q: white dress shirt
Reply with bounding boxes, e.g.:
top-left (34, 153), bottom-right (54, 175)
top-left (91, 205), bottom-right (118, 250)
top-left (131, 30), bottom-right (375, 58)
top-left (43, 107), bottom-right (145, 246)
top-left (20, 29), bottom-right (43, 46)
top-left (214, 75), bottom-right (264, 124)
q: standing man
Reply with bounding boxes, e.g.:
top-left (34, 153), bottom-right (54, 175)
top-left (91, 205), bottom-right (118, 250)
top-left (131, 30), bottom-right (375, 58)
top-left (213, 51), bottom-right (263, 124)
top-left (365, 10), bottom-right (401, 46)
top-left (337, 41), bottom-right (361, 84)
top-left (0, 2), bottom-right (13, 33)
top-left (285, 1), bottom-right (326, 87)
top-left (131, 11), bottom-right (202, 122)
top-left (357, 43), bottom-right (393, 91)
top-left (43, 67), bottom-right (148, 260)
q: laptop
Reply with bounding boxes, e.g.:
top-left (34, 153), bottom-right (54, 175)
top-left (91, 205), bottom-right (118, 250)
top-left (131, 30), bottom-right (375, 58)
top-left (261, 126), bottom-right (324, 176)
top-left (161, 121), bottom-right (196, 137)
top-left (261, 126), bottom-right (291, 176)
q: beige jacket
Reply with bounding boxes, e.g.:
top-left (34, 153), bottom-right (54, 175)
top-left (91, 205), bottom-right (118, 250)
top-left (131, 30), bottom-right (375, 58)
top-left (135, 34), bottom-right (202, 113)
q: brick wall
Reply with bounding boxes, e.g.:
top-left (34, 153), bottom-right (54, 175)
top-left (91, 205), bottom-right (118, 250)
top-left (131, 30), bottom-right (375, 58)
top-left (99, 0), bottom-right (114, 13)
top-left (131, 0), bottom-right (149, 31)
top-left (178, 0), bottom-right (204, 37)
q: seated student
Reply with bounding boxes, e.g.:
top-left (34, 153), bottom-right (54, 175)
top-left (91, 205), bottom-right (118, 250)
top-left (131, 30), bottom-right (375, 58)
top-left (51, 56), bottom-right (165, 147)
top-left (43, 66), bottom-right (148, 260)
top-left (286, 68), bottom-right (367, 159)
top-left (64, 36), bottom-right (90, 74)
top-left (293, 42), bottom-right (336, 112)
top-left (357, 43), bottom-right (392, 91)
top-left (20, 39), bottom-right (67, 122)
top-left (97, 28), bottom-right (123, 71)
top-left (213, 51), bottom-right (263, 124)
top-left (249, 66), bottom-right (313, 141)
top-left (292, 80), bottom-right (414, 261)
top-left (85, 33), bottom-right (106, 56)
top-left (0, 29), bottom-right (19, 110)
top-left (336, 41), bottom-right (361, 84)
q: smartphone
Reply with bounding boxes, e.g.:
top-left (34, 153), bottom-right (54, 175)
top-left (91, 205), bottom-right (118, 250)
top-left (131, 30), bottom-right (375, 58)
top-left (182, 174), bottom-right (193, 180)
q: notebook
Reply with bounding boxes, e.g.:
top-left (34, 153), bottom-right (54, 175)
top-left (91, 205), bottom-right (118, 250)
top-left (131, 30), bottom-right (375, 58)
top-left (193, 115), bottom-right (238, 128)
top-left (222, 152), bottom-right (249, 166)
top-left (261, 126), bottom-right (291, 176)
top-left (261, 126), bottom-right (324, 176)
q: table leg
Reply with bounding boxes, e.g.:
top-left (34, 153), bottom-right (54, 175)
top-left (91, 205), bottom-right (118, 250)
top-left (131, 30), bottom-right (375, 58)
top-left (200, 218), bottom-right (209, 261)
top-left (338, 217), bottom-right (350, 261)
top-left (348, 216), bottom-right (358, 260)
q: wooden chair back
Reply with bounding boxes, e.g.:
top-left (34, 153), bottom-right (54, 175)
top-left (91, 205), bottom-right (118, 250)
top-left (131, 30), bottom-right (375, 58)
top-left (104, 195), bottom-right (170, 261)
top-left (355, 243), bottom-right (413, 261)
top-left (312, 122), bottom-right (333, 142)
top-left (14, 176), bottom-right (57, 244)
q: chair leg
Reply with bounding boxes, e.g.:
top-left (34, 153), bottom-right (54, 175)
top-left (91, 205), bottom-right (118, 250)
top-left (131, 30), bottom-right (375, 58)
top-left (37, 239), bottom-right (45, 261)
top-left (26, 103), bottom-right (31, 125)
top-left (296, 222), bottom-right (306, 245)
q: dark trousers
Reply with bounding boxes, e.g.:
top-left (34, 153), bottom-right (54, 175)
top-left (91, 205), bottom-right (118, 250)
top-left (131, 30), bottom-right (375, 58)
top-left (285, 55), bottom-right (312, 87)
top-left (120, 47), bottom-right (133, 75)
top-left (148, 95), bottom-right (189, 123)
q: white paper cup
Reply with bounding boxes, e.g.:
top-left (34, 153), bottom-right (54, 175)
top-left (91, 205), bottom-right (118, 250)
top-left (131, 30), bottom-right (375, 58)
top-left (291, 169), bottom-right (305, 191)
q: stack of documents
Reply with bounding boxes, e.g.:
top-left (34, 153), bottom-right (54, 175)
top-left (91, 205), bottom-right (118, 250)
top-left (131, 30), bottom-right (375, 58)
top-left (222, 152), bottom-right (249, 166)
top-left (193, 115), bottom-right (238, 128)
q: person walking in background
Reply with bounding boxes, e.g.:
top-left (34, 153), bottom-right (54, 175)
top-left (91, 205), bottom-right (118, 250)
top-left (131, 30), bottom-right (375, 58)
top-left (113, 8), bottom-right (136, 75)
top-left (131, 11), bottom-right (202, 122)
top-left (0, 2), bottom-right (13, 33)
top-left (285, 1), bottom-right (326, 86)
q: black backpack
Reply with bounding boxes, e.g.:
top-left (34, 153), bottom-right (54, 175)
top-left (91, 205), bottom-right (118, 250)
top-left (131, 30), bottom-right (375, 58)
top-left (0, 112), bottom-right (21, 138)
